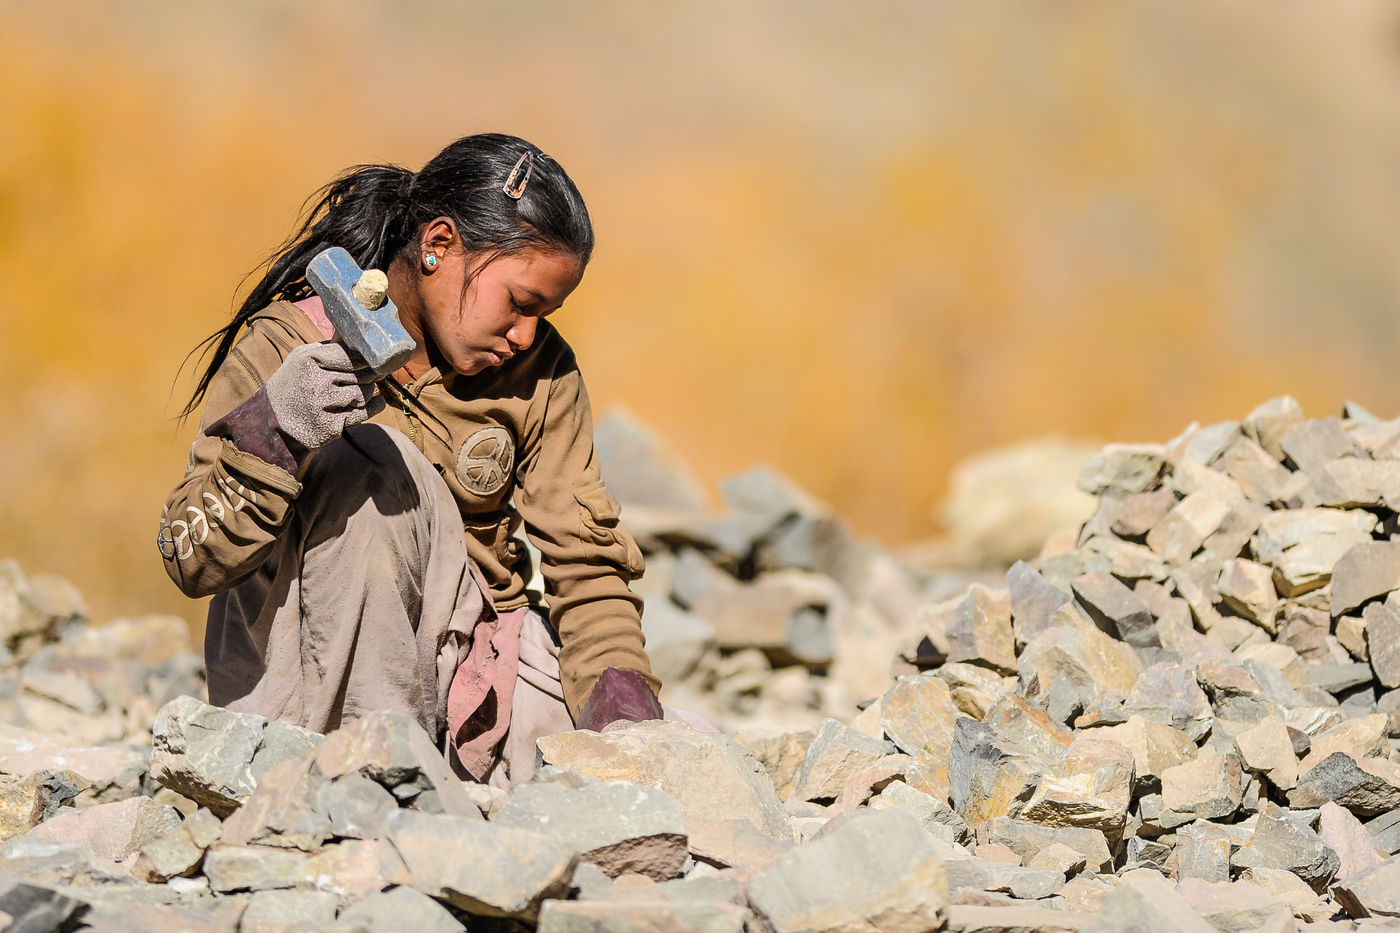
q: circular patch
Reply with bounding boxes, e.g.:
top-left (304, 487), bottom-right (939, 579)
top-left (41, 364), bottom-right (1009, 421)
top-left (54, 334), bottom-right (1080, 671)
top-left (455, 426), bottom-right (515, 497)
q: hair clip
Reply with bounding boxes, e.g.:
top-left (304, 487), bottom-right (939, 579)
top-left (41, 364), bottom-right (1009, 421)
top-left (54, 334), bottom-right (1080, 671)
top-left (502, 150), bottom-right (535, 200)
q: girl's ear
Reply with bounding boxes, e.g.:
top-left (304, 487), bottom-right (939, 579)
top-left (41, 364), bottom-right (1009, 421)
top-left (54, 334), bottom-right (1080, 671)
top-left (421, 216), bottom-right (458, 252)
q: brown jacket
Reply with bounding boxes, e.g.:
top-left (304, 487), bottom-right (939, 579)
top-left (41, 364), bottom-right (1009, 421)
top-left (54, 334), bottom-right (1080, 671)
top-left (158, 300), bottom-right (656, 716)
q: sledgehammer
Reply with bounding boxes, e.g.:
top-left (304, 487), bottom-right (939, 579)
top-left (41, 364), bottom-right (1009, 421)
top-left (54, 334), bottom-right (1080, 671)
top-left (305, 247), bottom-right (416, 378)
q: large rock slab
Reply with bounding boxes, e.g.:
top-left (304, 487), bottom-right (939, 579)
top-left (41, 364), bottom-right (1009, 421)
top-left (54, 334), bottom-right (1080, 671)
top-left (747, 808), bottom-right (949, 933)
top-left (493, 778), bottom-right (688, 881)
top-left (536, 721), bottom-right (791, 840)
top-left (1331, 541), bottom-right (1400, 617)
top-left (1159, 752), bottom-right (1245, 829)
top-left (16, 795), bottom-right (181, 868)
top-left (788, 718), bottom-right (894, 803)
top-left (537, 900), bottom-right (751, 933)
top-left (149, 696), bottom-right (321, 817)
top-left (0, 724), bottom-right (146, 804)
top-left (1231, 804), bottom-right (1339, 892)
top-left (880, 674), bottom-right (962, 764)
top-left (1080, 870), bottom-right (1217, 933)
top-left (1288, 752), bottom-right (1400, 817)
top-left (384, 809), bottom-right (576, 921)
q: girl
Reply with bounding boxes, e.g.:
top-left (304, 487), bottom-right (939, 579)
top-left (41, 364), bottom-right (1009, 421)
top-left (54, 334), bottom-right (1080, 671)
top-left (158, 134), bottom-right (662, 786)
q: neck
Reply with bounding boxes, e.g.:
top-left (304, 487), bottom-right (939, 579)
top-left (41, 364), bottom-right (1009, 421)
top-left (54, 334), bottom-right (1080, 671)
top-left (386, 255), bottom-right (433, 374)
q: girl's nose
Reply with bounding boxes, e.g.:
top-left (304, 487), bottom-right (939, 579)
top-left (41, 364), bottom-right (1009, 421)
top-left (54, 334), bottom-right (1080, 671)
top-left (508, 316), bottom-right (537, 352)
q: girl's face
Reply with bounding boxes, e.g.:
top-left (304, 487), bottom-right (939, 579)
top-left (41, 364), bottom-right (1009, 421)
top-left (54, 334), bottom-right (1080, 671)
top-left (407, 221), bottom-right (584, 377)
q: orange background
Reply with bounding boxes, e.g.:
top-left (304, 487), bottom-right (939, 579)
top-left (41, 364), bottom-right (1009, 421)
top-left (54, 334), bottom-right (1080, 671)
top-left (4, 2), bottom-right (1400, 626)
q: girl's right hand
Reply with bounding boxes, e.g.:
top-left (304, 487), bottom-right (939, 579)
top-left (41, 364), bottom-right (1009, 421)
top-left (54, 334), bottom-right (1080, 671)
top-left (263, 341), bottom-right (381, 451)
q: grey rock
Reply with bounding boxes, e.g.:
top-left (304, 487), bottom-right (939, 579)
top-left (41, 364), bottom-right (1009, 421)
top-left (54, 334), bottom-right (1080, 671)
top-left (1006, 561), bottom-right (1072, 648)
top-left (949, 718), bottom-right (1041, 826)
top-left (1243, 396), bottom-right (1305, 460)
top-left (1094, 716), bottom-right (1198, 793)
top-left (682, 814), bottom-right (793, 871)
top-left (1288, 752), bottom-right (1400, 817)
top-left (1332, 858), bottom-right (1400, 920)
top-left (1175, 878), bottom-right (1297, 933)
top-left (946, 585), bottom-right (1017, 674)
top-left (1022, 735), bottom-right (1134, 842)
top-left (536, 721), bottom-right (791, 841)
top-left (240, 889), bottom-right (340, 933)
top-left (1072, 572), bottom-right (1158, 647)
top-left (493, 779), bottom-right (688, 881)
top-left (880, 673), bottom-right (962, 764)
top-left (0, 881), bottom-right (89, 933)
top-left (1232, 804), bottom-right (1339, 892)
top-left (1280, 416), bottom-right (1360, 471)
top-left (537, 899), bottom-right (750, 933)
top-left (1331, 541), bottom-right (1400, 616)
top-left (149, 696), bottom-right (321, 817)
top-left (1217, 436), bottom-right (1302, 507)
top-left (320, 773), bottom-right (398, 840)
top-left (1160, 752), bottom-right (1245, 829)
top-left (1174, 820), bottom-right (1233, 882)
top-left (1077, 444), bottom-right (1171, 497)
top-left (1216, 559), bottom-right (1278, 628)
top-left (747, 808), bottom-right (949, 933)
top-left (16, 794), bottom-right (181, 867)
top-left (975, 817), bottom-right (1112, 873)
top-left (384, 809), bottom-right (575, 920)
top-left (1305, 662), bottom-right (1375, 695)
top-left (1318, 801), bottom-right (1386, 880)
top-left (870, 780), bottom-right (970, 845)
top-left (1146, 492), bottom-right (1231, 566)
top-left (1308, 458), bottom-right (1400, 509)
top-left (1366, 808), bottom-right (1400, 856)
top-left (1124, 664), bottom-right (1213, 738)
top-left (202, 844), bottom-right (311, 892)
top-left (1365, 601), bottom-right (1400, 689)
top-left (944, 858), bottom-right (1065, 901)
top-left (640, 598), bottom-right (716, 684)
top-left (333, 886), bottom-right (465, 933)
top-left (1080, 869), bottom-right (1217, 933)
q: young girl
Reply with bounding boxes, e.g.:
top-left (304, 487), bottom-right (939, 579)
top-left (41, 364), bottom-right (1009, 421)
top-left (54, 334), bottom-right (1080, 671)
top-left (158, 134), bottom-right (662, 786)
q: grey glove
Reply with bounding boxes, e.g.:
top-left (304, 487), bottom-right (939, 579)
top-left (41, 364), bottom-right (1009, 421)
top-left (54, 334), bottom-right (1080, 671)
top-left (263, 341), bottom-right (381, 452)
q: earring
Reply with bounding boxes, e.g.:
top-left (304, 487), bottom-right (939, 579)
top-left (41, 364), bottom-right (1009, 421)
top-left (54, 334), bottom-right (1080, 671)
top-left (424, 254), bottom-right (438, 269)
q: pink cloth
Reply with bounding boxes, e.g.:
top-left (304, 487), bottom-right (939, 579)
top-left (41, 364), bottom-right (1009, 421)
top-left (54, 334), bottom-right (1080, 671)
top-left (447, 602), bottom-right (527, 781)
top-left (294, 295), bottom-right (336, 340)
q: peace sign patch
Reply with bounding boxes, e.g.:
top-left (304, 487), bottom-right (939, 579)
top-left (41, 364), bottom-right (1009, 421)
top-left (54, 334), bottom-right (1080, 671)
top-left (455, 426), bottom-right (515, 497)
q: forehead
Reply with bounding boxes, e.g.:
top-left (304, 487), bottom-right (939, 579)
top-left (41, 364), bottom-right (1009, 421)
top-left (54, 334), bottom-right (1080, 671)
top-left (486, 249), bottom-right (583, 302)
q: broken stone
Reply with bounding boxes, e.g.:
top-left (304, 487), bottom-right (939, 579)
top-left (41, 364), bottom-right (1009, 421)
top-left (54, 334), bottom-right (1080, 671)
top-left (240, 889), bottom-right (340, 933)
top-left (1006, 561), bottom-right (1073, 647)
top-left (1217, 436), bottom-right (1300, 508)
top-left (202, 844), bottom-right (312, 893)
top-left (976, 816), bottom-right (1112, 873)
top-left (149, 696), bottom-right (321, 817)
top-left (1174, 820), bottom-right (1233, 882)
top-left (0, 881), bottom-right (89, 933)
top-left (1017, 621), bottom-right (1143, 707)
top-left (869, 780), bottom-right (969, 845)
top-left (1176, 877), bottom-right (1297, 933)
top-left (1331, 858), bottom-right (1400, 920)
top-left (1318, 801), bottom-right (1386, 881)
top-left (1124, 665), bottom-right (1213, 739)
top-left (1093, 716), bottom-right (1198, 793)
top-left (1364, 602), bottom-right (1400, 689)
top-left (1082, 536), bottom-right (1170, 584)
top-left (132, 807), bottom-right (221, 882)
top-left (732, 728), bottom-right (813, 803)
top-left (1072, 572), bottom-right (1159, 647)
top-left (945, 585), bottom-right (1017, 674)
top-left (332, 885), bottom-right (465, 933)
top-left (747, 808), bottom-right (948, 933)
top-left (1232, 804), bottom-right (1339, 892)
top-left (0, 723), bottom-right (146, 804)
top-left (493, 778), bottom-right (688, 881)
top-left (537, 899), bottom-right (751, 932)
top-left (1234, 717), bottom-right (1298, 791)
top-left (1331, 541), bottom-right (1400, 617)
top-left (1279, 416), bottom-right (1360, 472)
top-left (949, 718), bottom-right (1042, 826)
top-left (1078, 444), bottom-right (1170, 497)
top-left (0, 770), bottom-right (86, 844)
top-left (1308, 458), bottom-right (1400, 509)
top-left (879, 672), bottom-right (961, 764)
top-left (1022, 735), bottom-right (1134, 842)
top-left (18, 794), bottom-right (180, 868)
top-left (384, 808), bottom-right (575, 920)
top-left (1080, 869), bottom-right (1217, 933)
top-left (1159, 751), bottom-right (1245, 829)
top-left (1289, 752), bottom-right (1400, 817)
top-left (536, 721), bottom-right (791, 841)
top-left (1217, 559), bottom-right (1278, 629)
top-left (1146, 492), bottom-right (1231, 566)
top-left (1244, 396), bottom-right (1305, 461)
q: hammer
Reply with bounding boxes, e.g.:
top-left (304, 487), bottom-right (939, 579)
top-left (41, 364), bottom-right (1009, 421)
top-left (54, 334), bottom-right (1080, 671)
top-left (305, 247), bottom-right (416, 378)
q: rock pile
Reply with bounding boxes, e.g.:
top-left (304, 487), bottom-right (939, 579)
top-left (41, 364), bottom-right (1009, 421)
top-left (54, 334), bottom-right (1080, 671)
top-left (2, 397), bottom-right (1400, 930)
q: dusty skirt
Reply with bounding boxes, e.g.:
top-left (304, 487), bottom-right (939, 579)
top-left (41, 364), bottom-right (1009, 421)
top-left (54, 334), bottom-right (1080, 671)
top-left (203, 423), bottom-right (570, 787)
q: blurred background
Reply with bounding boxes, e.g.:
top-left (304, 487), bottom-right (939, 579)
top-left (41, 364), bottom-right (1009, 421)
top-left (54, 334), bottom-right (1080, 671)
top-left (4, 0), bottom-right (1400, 629)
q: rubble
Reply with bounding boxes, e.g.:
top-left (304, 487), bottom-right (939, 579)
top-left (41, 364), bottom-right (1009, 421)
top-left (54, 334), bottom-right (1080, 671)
top-left (5, 399), bottom-right (1400, 929)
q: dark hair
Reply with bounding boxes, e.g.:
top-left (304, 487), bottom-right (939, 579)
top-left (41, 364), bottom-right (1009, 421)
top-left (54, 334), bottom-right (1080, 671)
top-left (180, 133), bottom-right (592, 418)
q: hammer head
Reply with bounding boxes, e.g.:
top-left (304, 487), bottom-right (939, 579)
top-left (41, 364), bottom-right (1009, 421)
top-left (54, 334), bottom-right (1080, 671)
top-left (306, 247), bottom-right (416, 378)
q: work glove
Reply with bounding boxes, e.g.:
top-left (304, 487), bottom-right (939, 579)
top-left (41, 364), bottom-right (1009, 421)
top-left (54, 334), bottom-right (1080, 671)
top-left (576, 667), bottom-right (664, 732)
top-left (263, 341), bottom-right (381, 452)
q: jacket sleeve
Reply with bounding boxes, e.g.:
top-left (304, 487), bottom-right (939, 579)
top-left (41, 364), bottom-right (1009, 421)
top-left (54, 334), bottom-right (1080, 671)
top-left (515, 357), bottom-right (659, 716)
top-left (157, 320), bottom-right (306, 598)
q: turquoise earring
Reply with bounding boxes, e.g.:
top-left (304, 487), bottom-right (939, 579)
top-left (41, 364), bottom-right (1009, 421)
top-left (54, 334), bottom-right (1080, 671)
top-left (424, 254), bottom-right (438, 268)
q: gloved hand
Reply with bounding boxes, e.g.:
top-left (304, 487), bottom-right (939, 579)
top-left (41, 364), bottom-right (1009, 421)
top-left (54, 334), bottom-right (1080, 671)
top-left (263, 341), bottom-right (381, 452)
top-left (576, 667), bottom-right (664, 732)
